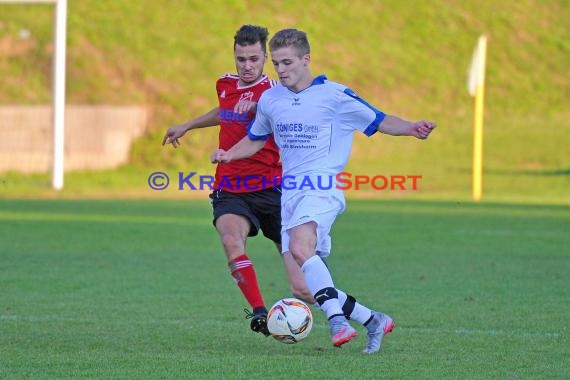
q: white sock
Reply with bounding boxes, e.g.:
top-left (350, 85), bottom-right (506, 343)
top-left (301, 255), bottom-right (344, 319)
top-left (337, 289), bottom-right (373, 325)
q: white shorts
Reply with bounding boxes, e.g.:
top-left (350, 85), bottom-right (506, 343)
top-left (280, 190), bottom-right (345, 257)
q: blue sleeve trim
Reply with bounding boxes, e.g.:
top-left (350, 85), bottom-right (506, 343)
top-left (343, 88), bottom-right (386, 137)
top-left (246, 119), bottom-right (269, 141)
top-left (363, 112), bottom-right (386, 136)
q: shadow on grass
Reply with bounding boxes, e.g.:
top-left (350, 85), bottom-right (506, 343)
top-left (447, 167), bottom-right (570, 177)
top-left (485, 168), bottom-right (570, 177)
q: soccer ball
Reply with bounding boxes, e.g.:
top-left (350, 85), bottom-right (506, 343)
top-left (267, 298), bottom-right (313, 344)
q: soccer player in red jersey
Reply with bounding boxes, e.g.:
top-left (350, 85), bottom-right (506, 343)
top-left (162, 25), bottom-right (312, 336)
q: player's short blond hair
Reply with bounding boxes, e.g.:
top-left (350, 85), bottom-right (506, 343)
top-left (269, 29), bottom-right (310, 57)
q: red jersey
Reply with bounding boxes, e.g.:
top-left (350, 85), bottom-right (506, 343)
top-left (215, 73), bottom-right (281, 193)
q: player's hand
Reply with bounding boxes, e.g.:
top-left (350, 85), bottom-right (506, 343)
top-left (211, 149), bottom-right (231, 164)
top-left (234, 100), bottom-right (257, 115)
top-left (162, 124), bottom-right (189, 148)
top-left (411, 120), bottom-right (436, 140)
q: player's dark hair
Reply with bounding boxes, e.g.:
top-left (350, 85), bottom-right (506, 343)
top-left (269, 28), bottom-right (310, 56)
top-left (234, 25), bottom-right (269, 53)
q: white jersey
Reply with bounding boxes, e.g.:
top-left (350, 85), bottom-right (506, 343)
top-left (247, 74), bottom-right (386, 254)
top-left (248, 75), bottom-right (385, 200)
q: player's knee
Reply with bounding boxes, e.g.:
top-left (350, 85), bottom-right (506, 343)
top-left (288, 244), bottom-right (313, 265)
top-left (220, 233), bottom-right (245, 253)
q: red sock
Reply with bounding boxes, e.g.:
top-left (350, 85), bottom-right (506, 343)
top-left (229, 254), bottom-right (265, 310)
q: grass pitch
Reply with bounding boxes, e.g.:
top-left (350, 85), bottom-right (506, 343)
top-left (0, 198), bottom-right (568, 379)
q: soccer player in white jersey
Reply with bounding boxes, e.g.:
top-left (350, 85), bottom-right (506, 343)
top-left (212, 28), bottom-right (436, 353)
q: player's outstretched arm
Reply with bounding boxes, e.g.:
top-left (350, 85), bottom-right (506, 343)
top-left (162, 107), bottom-right (220, 148)
top-left (378, 115), bottom-right (436, 140)
top-left (211, 136), bottom-right (265, 163)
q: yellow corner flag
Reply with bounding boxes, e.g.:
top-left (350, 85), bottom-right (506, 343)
top-left (468, 35), bottom-right (487, 202)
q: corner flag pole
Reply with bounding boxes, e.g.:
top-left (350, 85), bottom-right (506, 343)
top-left (468, 35), bottom-right (487, 202)
top-left (52, 0), bottom-right (67, 190)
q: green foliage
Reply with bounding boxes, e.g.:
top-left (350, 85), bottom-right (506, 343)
top-left (0, 199), bottom-right (568, 378)
top-left (0, 0), bottom-right (568, 202)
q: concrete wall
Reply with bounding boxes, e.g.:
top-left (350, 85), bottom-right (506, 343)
top-left (0, 106), bottom-right (147, 173)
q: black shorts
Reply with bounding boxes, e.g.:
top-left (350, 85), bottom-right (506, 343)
top-left (209, 186), bottom-right (282, 244)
